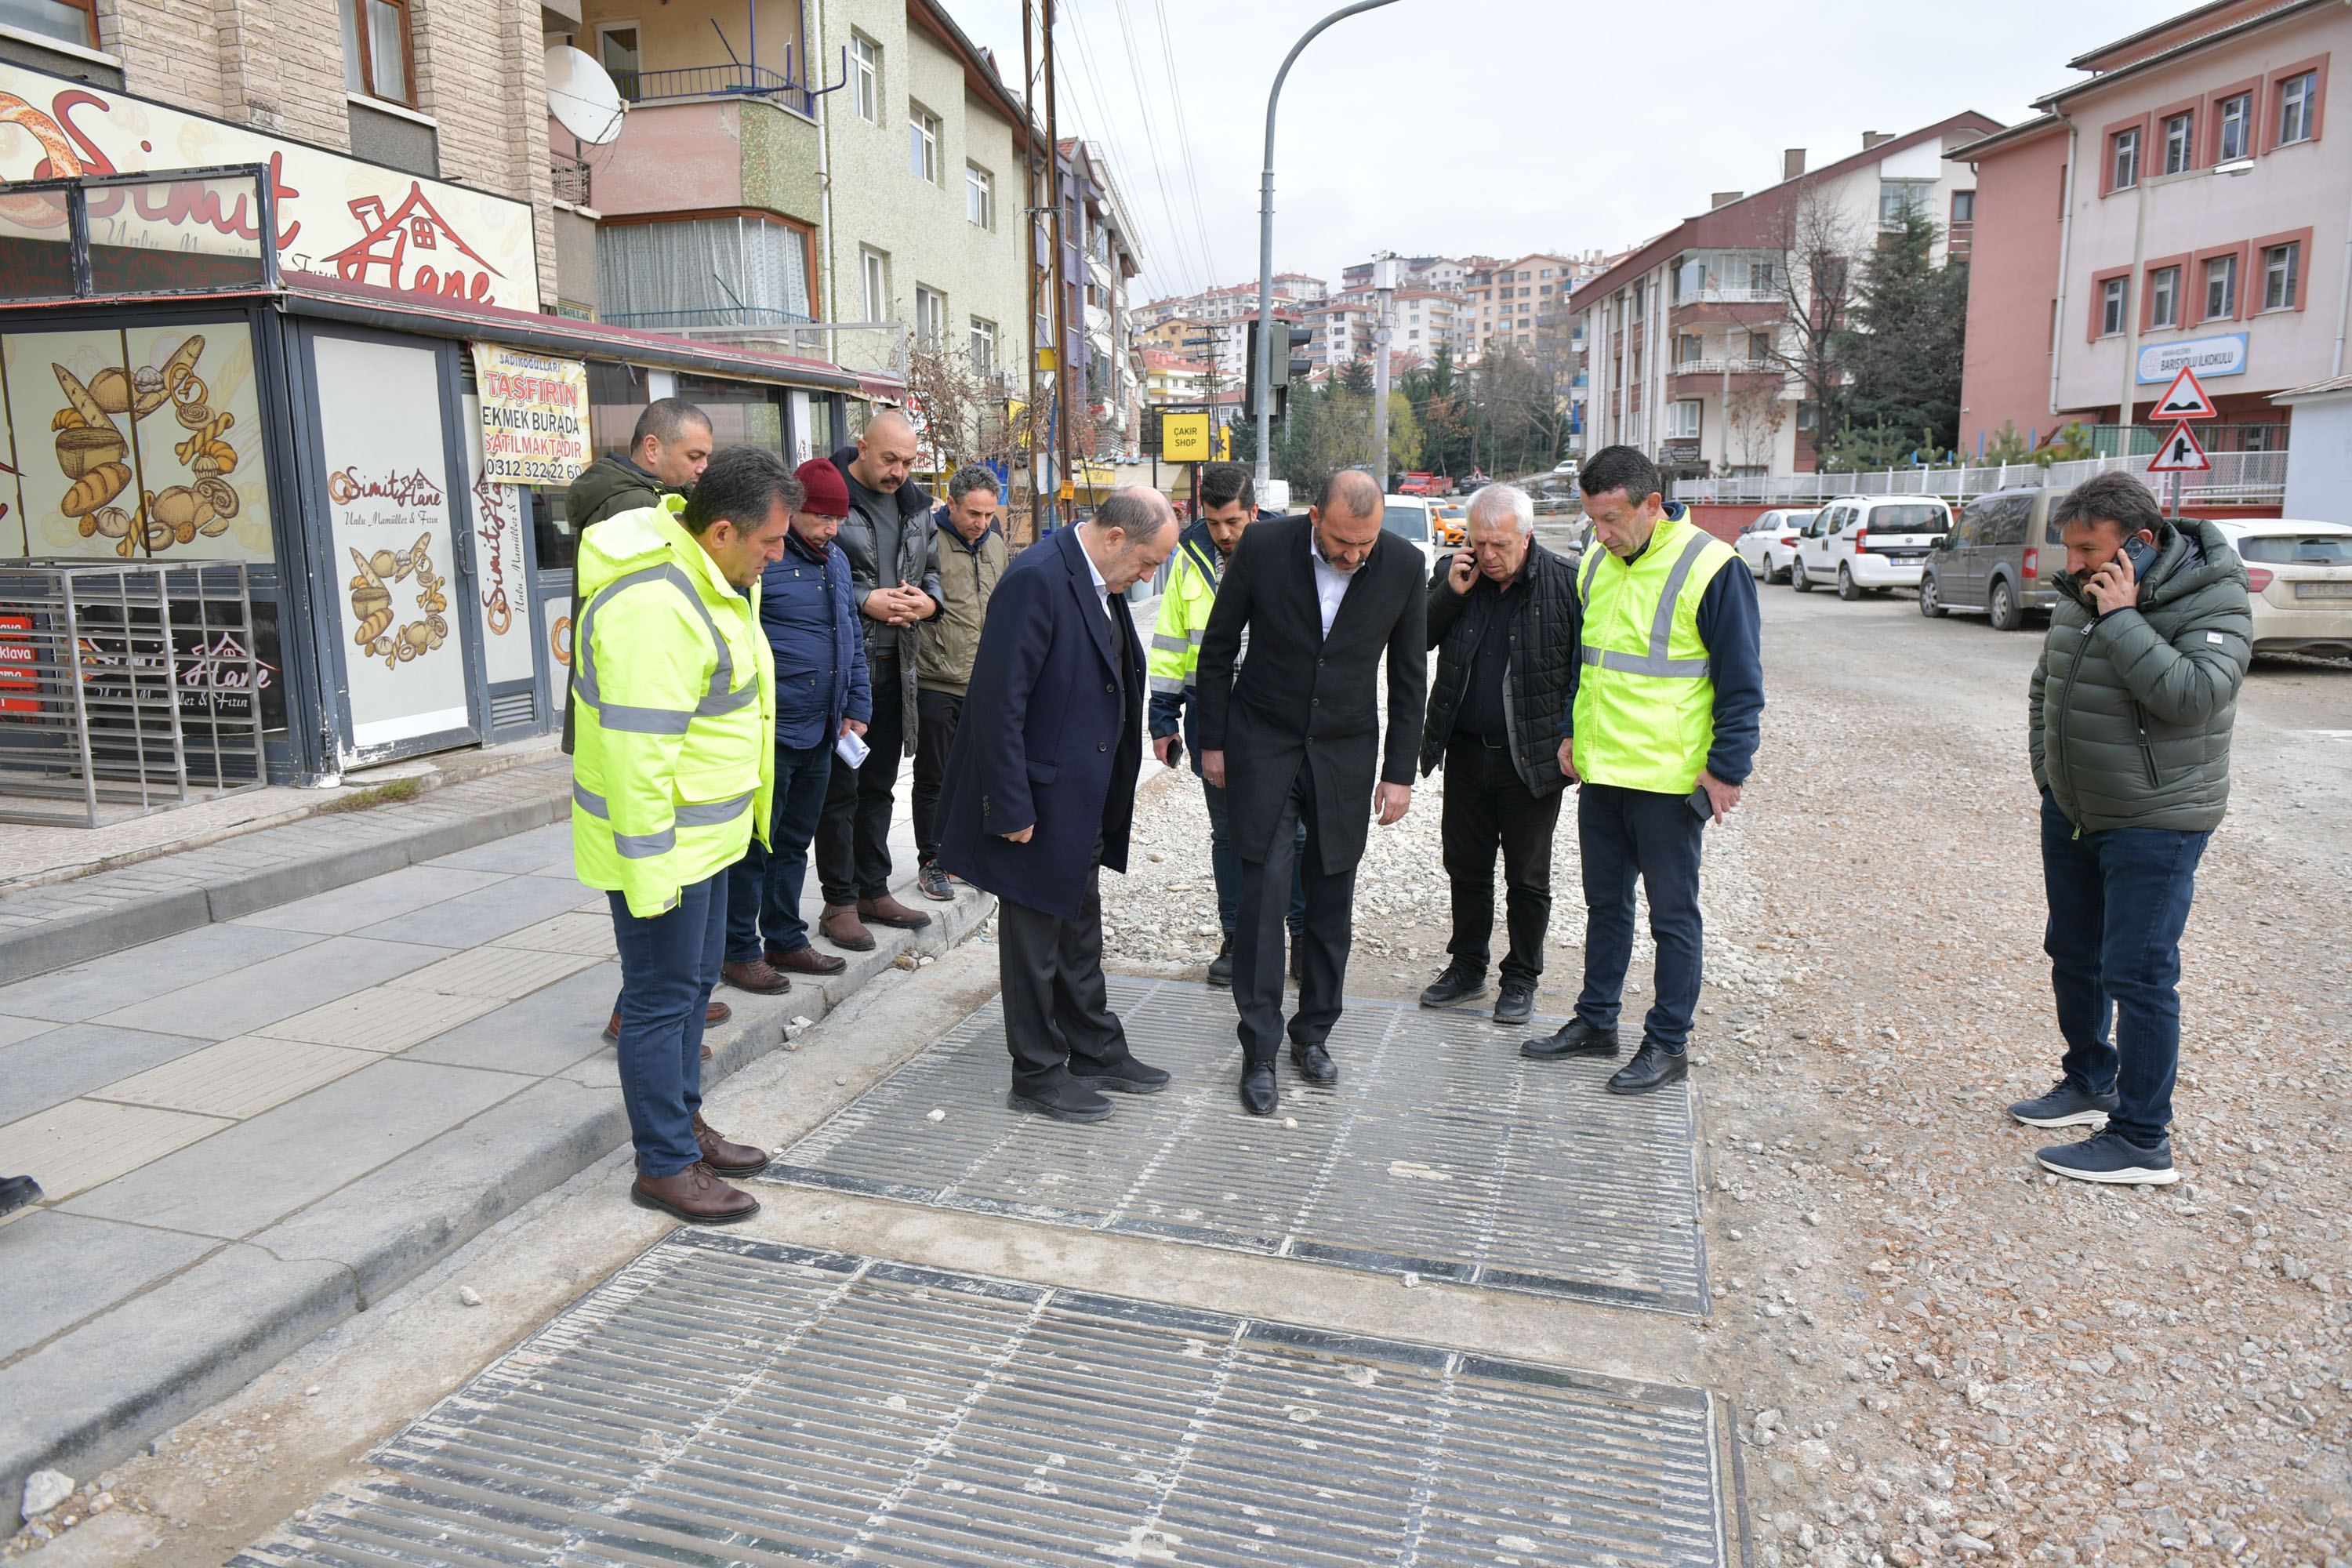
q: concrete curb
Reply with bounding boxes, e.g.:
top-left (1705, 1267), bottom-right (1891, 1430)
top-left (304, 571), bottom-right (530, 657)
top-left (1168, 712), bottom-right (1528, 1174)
top-left (0, 884), bottom-right (994, 1513)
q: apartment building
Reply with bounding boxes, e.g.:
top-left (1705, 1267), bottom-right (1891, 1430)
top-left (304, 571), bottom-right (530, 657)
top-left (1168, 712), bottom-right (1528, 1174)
top-left (1057, 137), bottom-right (1145, 456)
top-left (1462, 254), bottom-right (1588, 357)
top-left (1302, 302), bottom-right (1377, 373)
top-left (1568, 117), bottom-right (1996, 476)
top-left (1391, 289), bottom-right (1462, 361)
top-left (1952, 0), bottom-right (2347, 456)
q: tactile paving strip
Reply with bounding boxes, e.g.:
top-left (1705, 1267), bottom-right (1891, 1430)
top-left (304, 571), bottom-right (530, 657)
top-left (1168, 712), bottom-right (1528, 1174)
top-left (234, 1232), bottom-right (1735, 1568)
top-left (767, 978), bottom-right (1708, 1316)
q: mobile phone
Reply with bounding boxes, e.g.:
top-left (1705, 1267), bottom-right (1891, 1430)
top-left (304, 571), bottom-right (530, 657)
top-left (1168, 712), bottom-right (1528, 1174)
top-left (1688, 783), bottom-right (1715, 823)
top-left (1164, 735), bottom-right (1185, 771)
top-left (2121, 532), bottom-right (2158, 581)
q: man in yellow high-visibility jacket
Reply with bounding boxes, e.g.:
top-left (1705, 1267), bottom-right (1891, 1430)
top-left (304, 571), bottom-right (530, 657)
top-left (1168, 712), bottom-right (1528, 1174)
top-left (1521, 446), bottom-right (1763, 1095)
top-left (573, 445), bottom-right (793, 1225)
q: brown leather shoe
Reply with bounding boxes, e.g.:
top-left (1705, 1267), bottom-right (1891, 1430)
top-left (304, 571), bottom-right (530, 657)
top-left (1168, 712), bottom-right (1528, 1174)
top-left (693, 1114), bottom-right (771, 1177)
top-left (605, 1005), bottom-right (727, 1058)
top-left (768, 943), bottom-right (847, 975)
top-left (820, 904), bottom-right (876, 951)
top-left (720, 959), bottom-right (791, 995)
top-left (858, 894), bottom-right (933, 931)
top-left (631, 1161), bottom-right (759, 1224)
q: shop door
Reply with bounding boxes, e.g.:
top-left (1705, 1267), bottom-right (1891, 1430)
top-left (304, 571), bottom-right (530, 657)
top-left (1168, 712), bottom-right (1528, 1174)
top-left (460, 390), bottom-right (547, 739)
top-left (299, 327), bottom-right (484, 766)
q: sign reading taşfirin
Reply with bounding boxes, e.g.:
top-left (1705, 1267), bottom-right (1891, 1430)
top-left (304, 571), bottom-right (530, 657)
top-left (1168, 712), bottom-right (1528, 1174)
top-left (0, 61), bottom-right (539, 307)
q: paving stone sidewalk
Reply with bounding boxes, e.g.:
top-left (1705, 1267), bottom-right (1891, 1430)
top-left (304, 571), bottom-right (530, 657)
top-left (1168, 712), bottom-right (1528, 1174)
top-left (0, 761), bottom-right (990, 1515)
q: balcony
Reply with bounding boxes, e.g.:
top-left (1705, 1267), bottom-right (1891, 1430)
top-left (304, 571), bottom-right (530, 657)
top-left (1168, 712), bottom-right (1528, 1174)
top-left (1668, 358), bottom-right (1783, 379)
top-left (1670, 286), bottom-right (1780, 306)
top-left (612, 63), bottom-right (814, 118)
top-left (572, 79), bottom-right (818, 227)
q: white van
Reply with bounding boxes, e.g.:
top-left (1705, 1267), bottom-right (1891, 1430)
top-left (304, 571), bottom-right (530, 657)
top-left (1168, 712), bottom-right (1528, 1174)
top-left (1792, 495), bottom-right (1952, 599)
top-left (1381, 495), bottom-right (1439, 575)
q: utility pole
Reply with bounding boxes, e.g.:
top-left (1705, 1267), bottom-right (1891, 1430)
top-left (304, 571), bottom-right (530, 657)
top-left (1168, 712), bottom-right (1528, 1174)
top-left (1021, 0), bottom-right (1042, 543)
top-left (1371, 252), bottom-right (1395, 492)
top-left (1044, 0), bottom-right (1068, 530)
top-left (1254, 0), bottom-right (1400, 498)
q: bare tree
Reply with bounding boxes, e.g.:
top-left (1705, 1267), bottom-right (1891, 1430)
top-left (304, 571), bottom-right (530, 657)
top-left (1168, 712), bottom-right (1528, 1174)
top-left (1725, 382), bottom-right (1788, 472)
top-left (1732, 177), bottom-right (1860, 470)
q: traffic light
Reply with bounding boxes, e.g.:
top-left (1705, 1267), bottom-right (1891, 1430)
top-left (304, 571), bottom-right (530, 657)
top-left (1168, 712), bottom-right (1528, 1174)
top-left (1245, 319), bottom-right (1313, 420)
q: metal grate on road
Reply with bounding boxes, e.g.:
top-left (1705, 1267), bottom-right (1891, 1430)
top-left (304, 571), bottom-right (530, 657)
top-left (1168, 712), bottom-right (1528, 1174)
top-left (234, 1231), bottom-right (1735, 1568)
top-left (767, 978), bottom-right (1708, 1316)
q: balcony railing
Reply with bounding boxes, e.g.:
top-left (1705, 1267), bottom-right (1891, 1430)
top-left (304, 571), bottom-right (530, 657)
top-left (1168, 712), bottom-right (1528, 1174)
top-left (613, 64), bottom-right (813, 117)
top-left (1672, 449), bottom-right (2287, 508)
top-left (1671, 286), bottom-right (1782, 306)
top-left (1668, 358), bottom-right (1781, 378)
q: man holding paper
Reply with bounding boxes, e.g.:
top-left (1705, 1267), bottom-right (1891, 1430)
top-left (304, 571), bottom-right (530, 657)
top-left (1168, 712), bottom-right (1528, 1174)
top-left (720, 459), bottom-right (873, 993)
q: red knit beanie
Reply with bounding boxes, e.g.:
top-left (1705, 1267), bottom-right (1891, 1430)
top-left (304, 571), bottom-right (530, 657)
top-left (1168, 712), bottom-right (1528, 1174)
top-left (796, 457), bottom-right (850, 517)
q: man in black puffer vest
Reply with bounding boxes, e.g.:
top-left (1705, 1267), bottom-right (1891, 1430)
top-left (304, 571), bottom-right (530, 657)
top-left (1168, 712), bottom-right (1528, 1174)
top-left (1416, 483), bottom-right (1581, 1026)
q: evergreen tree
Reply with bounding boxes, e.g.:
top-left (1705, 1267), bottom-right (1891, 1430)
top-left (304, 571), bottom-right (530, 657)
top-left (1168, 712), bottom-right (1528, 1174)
top-left (1837, 201), bottom-right (1969, 454)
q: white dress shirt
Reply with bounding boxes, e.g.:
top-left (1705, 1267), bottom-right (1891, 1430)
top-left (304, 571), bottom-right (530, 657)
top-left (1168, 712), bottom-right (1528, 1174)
top-left (1307, 525), bottom-right (1352, 638)
top-left (1080, 532), bottom-right (1114, 619)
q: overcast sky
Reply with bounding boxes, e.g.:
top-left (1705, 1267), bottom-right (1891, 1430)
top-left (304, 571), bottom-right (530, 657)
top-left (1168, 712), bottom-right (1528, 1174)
top-left (946, 0), bottom-right (2163, 303)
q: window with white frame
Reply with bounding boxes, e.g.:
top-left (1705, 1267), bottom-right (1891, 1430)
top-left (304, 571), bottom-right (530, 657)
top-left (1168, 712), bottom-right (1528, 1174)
top-left (2111, 126), bottom-right (2140, 190)
top-left (2203, 252), bottom-right (2237, 319)
top-left (2100, 276), bottom-right (2127, 336)
top-left (2278, 71), bottom-right (2318, 145)
top-left (860, 249), bottom-right (887, 323)
top-left (2162, 112), bottom-right (2194, 173)
top-left (2218, 93), bottom-right (2251, 161)
top-left (2149, 265), bottom-right (2180, 328)
top-left (914, 286), bottom-right (946, 343)
top-left (1878, 180), bottom-right (1933, 223)
top-left (851, 35), bottom-right (879, 124)
top-left (2263, 241), bottom-right (2300, 310)
top-left (966, 163), bottom-right (993, 228)
top-left (909, 107), bottom-right (939, 183)
top-left (969, 318), bottom-right (996, 375)
top-left (1668, 401), bottom-right (1702, 441)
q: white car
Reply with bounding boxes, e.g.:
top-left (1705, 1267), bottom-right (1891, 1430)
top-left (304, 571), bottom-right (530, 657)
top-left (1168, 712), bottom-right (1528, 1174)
top-left (1381, 495), bottom-right (1440, 575)
top-left (1732, 509), bottom-right (1817, 583)
top-left (2210, 518), bottom-right (2352, 659)
top-left (1792, 495), bottom-right (1953, 599)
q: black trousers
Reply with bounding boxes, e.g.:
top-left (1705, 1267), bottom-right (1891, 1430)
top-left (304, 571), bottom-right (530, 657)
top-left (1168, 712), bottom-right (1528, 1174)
top-left (816, 661), bottom-right (905, 905)
top-left (996, 862), bottom-right (1132, 1092)
top-left (1232, 759), bottom-right (1357, 1065)
top-left (1441, 733), bottom-right (1563, 987)
top-left (1575, 782), bottom-right (1705, 1050)
top-left (912, 686), bottom-right (962, 865)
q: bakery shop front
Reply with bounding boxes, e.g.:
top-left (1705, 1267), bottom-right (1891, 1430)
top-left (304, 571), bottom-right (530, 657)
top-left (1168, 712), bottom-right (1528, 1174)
top-left (0, 64), bottom-right (860, 810)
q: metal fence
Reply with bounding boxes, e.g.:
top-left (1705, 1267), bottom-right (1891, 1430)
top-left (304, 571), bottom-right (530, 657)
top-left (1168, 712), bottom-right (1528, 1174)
top-left (0, 561), bottom-right (269, 827)
top-left (1671, 448), bottom-right (2288, 508)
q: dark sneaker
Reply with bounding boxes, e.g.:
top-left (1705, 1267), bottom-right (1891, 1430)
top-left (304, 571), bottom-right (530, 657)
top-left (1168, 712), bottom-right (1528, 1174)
top-left (1207, 935), bottom-right (1236, 989)
top-left (1491, 982), bottom-right (1534, 1026)
top-left (1522, 1018), bottom-right (1621, 1060)
top-left (2007, 1079), bottom-right (2118, 1128)
top-left (2037, 1129), bottom-right (2178, 1186)
top-left (0, 1175), bottom-right (42, 1217)
top-left (1418, 961), bottom-right (1488, 1009)
top-left (917, 861), bottom-right (956, 902)
top-left (1007, 1078), bottom-right (1114, 1123)
top-left (1606, 1041), bottom-right (1689, 1095)
top-left (1072, 1054), bottom-right (1172, 1095)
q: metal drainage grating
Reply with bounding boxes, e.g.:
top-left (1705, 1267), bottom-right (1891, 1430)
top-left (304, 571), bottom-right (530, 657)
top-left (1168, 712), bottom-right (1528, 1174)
top-left (235, 1232), bottom-right (1737, 1568)
top-left (766, 978), bottom-right (1708, 1316)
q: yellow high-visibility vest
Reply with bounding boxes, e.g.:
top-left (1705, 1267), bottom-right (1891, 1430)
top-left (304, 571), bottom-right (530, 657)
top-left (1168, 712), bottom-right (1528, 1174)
top-left (1571, 512), bottom-right (1737, 795)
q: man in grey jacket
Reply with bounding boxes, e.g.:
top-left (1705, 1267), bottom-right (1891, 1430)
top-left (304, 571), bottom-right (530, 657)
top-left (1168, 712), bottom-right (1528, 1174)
top-left (2009, 472), bottom-right (2251, 1186)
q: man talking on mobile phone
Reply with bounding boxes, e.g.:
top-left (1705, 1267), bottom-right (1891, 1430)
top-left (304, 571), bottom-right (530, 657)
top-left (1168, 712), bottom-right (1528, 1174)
top-left (2009, 472), bottom-right (2249, 1186)
top-left (1521, 447), bottom-right (1762, 1094)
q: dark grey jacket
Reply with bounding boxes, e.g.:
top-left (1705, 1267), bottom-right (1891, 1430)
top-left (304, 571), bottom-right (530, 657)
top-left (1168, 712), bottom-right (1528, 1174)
top-left (2030, 516), bottom-right (2252, 833)
top-left (826, 445), bottom-right (942, 753)
top-left (1420, 541), bottom-right (1579, 796)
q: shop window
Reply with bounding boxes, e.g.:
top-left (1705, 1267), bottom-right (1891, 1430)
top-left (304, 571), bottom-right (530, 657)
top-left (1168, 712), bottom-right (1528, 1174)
top-left (6, 0), bottom-right (96, 47)
top-left (341, 0), bottom-right (417, 106)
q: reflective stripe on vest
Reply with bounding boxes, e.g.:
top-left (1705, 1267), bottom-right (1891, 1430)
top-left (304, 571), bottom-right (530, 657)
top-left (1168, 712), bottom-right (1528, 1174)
top-left (1578, 529), bottom-right (1715, 679)
top-left (572, 781), bottom-right (754, 858)
top-left (571, 563), bottom-right (760, 732)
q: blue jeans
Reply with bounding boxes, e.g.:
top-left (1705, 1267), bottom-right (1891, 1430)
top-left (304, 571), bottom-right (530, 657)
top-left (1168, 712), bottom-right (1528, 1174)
top-left (1574, 782), bottom-right (1704, 1050)
top-left (1202, 777), bottom-right (1306, 938)
top-left (725, 740), bottom-right (835, 960)
top-left (2039, 790), bottom-right (2209, 1145)
top-left (608, 870), bottom-right (727, 1178)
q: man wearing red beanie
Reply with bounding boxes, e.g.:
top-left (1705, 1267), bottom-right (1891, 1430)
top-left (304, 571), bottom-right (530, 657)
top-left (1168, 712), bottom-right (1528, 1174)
top-left (717, 457), bottom-right (874, 992)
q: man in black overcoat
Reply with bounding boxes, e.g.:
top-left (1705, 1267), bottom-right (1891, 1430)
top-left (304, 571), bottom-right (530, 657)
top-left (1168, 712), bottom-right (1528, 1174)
top-left (935, 487), bottom-right (1181, 1123)
top-left (1196, 469), bottom-right (1428, 1116)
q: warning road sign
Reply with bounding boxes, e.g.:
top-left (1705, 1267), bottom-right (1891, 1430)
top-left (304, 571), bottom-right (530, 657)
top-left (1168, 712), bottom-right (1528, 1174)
top-left (2146, 421), bottom-right (2212, 473)
top-left (2151, 365), bottom-right (2219, 421)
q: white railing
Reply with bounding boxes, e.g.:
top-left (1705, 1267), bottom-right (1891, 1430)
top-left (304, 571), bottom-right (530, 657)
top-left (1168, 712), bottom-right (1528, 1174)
top-left (1668, 358), bottom-right (1779, 377)
top-left (1671, 449), bottom-right (2288, 507)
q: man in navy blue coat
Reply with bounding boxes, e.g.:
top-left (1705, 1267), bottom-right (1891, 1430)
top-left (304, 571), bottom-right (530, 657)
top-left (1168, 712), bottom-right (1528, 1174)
top-left (720, 459), bottom-right (873, 993)
top-left (936, 486), bottom-right (1181, 1122)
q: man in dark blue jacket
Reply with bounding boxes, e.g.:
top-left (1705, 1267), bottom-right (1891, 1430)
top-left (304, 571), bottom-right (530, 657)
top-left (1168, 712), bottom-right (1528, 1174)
top-left (936, 487), bottom-right (1180, 1123)
top-left (720, 459), bottom-right (873, 993)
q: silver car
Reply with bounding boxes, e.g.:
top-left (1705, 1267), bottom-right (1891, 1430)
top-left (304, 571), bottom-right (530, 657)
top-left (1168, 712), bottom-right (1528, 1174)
top-left (1920, 486), bottom-right (2069, 630)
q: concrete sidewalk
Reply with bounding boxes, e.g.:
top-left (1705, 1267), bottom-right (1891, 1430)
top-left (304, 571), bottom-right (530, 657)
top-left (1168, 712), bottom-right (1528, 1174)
top-left (0, 752), bottom-right (989, 1515)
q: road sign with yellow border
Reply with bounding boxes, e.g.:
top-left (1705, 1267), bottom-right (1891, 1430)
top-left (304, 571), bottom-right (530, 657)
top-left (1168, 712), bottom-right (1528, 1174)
top-left (1163, 411), bottom-right (1210, 462)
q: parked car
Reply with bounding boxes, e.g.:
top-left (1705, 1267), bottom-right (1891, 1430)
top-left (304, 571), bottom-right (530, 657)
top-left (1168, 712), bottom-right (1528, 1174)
top-left (2211, 518), bottom-right (2352, 659)
top-left (1733, 508), bottom-right (1818, 583)
top-left (1552, 459), bottom-right (1580, 477)
top-left (1381, 495), bottom-right (1440, 575)
top-left (1791, 496), bottom-right (1952, 600)
top-left (1918, 485), bottom-right (2069, 630)
top-left (1434, 501), bottom-right (1468, 546)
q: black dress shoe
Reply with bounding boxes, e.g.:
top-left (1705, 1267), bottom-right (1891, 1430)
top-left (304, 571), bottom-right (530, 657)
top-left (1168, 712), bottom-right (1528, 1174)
top-left (1238, 1062), bottom-right (1279, 1116)
top-left (1522, 1018), bottom-right (1621, 1061)
top-left (1418, 960), bottom-right (1488, 1008)
top-left (1007, 1078), bottom-right (1114, 1122)
top-left (1607, 1041), bottom-right (1690, 1095)
top-left (1072, 1054), bottom-right (1172, 1095)
top-left (1492, 982), bottom-right (1534, 1026)
top-left (1207, 936), bottom-right (1235, 989)
top-left (1289, 1040), bottom-right (1338, 1085)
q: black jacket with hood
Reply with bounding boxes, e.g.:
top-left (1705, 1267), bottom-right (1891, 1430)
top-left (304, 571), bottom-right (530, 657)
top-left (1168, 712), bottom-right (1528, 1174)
top-left (826, 443), bottom-right (942, 754)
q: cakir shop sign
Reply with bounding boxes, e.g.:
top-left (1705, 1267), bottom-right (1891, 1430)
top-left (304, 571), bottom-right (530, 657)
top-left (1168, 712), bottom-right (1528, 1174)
top-left (0, 61), bottom-right (538, 306)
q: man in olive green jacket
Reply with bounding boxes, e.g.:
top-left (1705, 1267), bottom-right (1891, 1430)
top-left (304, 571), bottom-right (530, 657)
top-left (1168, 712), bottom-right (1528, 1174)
top-left (912, 464), bottom-right (1007, 900)
top-left (2009, 473), bottom-right (2250, 1188)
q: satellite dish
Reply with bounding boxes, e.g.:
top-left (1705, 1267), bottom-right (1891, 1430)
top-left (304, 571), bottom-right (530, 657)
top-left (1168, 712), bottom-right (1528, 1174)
top-left (545, 45), bottom-right (626, 147)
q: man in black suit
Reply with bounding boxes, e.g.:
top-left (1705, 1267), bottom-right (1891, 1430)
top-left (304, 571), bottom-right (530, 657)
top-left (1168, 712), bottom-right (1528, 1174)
top-left (935, 487), bottom-right (1181, 1123)
top-left (1197, 469), bottom-right (1428, 1116)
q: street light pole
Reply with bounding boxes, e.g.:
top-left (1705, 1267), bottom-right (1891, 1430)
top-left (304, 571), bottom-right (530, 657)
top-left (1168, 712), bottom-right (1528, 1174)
top-left (1255, 0), bottom-right (1400, 498)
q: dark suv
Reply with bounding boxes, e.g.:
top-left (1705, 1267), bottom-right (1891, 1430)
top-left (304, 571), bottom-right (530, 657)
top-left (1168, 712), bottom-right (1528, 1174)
top-left (1920, 485), bottom-right (2070, 630)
